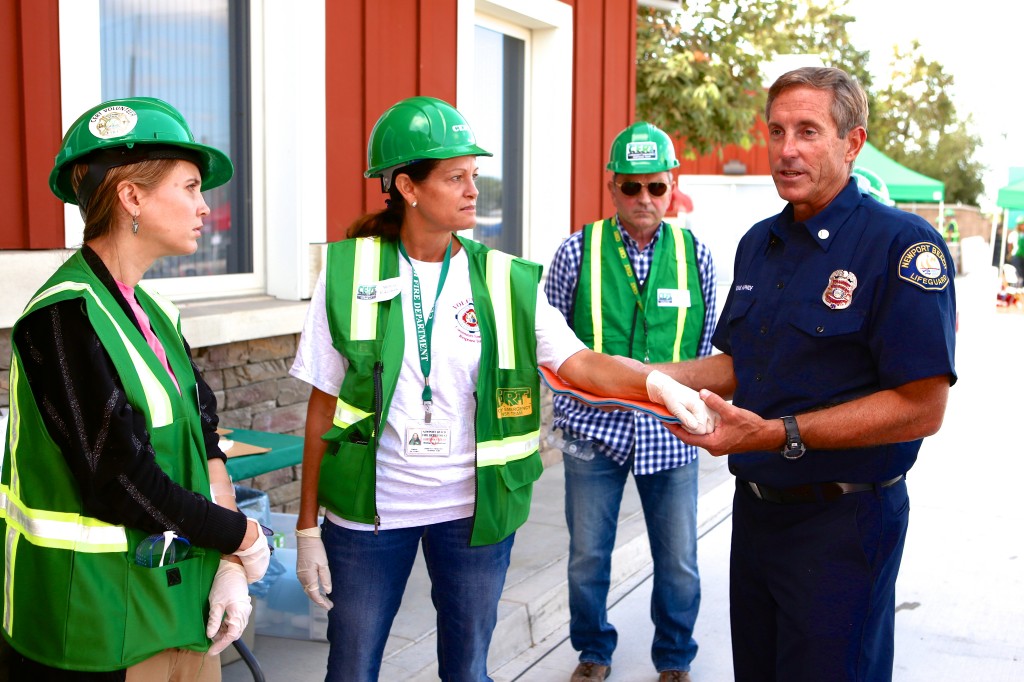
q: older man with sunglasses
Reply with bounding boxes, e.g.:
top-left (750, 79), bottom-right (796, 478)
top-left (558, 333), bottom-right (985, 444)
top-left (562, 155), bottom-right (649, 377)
top-left (545, 122), bottom-right (718, 682)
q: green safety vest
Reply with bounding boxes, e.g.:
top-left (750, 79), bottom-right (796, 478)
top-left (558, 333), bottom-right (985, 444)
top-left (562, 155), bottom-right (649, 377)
top-left (1, 251), bottom-right (218, 671)
top-left (572, 219), bottom-right (706, 362)
top-left (318, 236), bottom-right (543, 547)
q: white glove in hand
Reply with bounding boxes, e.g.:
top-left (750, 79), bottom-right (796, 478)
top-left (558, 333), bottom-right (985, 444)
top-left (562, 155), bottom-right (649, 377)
top-left (646, 370), bottom-right (716, 434)
top-left (206, 560), bottom-right (252, 656)
top-left (232, 517), bottom-right (271, 584)
top-left (296, 527), bottom-right (334, 609)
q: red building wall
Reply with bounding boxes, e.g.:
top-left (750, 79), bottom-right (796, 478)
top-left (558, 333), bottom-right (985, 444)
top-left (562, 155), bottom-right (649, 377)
top-left (676, 119), bottom-right (772, 176)
top-left (1, 0), bottom-right (64, 250)
top-left (1, 0), bottom-right (639, 248)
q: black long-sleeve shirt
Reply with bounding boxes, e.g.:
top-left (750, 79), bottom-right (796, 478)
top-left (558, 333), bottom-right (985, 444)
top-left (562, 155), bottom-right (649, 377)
top-left (12, 246), bottom-right (247, 554)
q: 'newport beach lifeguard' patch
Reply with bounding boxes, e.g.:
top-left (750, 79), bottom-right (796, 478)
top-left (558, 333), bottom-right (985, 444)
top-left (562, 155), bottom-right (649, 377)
top-left (898, 242), bottom-right (949, 291)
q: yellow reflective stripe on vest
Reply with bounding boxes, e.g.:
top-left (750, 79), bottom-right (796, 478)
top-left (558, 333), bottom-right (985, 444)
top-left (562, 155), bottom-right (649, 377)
top-left (486, 249), bottom-right (517, 370)
top-left (4, 361), bottom-right (21, 488)
top-left (351, 238), bottom-right (382, 341)
top-left (0, 487), bottom-right (128, 553)
top-left (4, 524), bottom-right (18, 633)
top-left (671, 227), bottom-right (689, 363)
top-left (24, 282), bottom-right (175, 428)
top-left (333, 398), bottom-right (372, 429)
top-left (477, 430), bottom-right (540, 467)
top-left (587, 220), bottom-right (605, 352)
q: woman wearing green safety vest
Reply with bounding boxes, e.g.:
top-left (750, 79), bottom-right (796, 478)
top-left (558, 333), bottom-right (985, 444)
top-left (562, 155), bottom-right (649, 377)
top-left (288, 96), bottom-right (718, 682)
top-left (1, 98), bottom-right (271, 680)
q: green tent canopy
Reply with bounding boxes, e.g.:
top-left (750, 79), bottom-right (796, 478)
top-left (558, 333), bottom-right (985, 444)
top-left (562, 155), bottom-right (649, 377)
top-left (996, 177), bottom-right (1024, 209)
top-left (854, 142), bottom-right (945, 203)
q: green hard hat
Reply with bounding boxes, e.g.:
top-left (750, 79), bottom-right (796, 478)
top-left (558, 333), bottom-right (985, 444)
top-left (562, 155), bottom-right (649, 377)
top-left (852, 166), bottom-right (894, 206)
top-left (365, 96), bottom-right (491, 189)
top-left (607, 122), bottom-right (679, 174)
top-left (49, 97), bottom-right (233, 207)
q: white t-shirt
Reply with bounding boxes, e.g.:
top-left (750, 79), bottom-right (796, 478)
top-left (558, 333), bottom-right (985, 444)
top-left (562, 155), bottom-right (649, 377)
top-left (289, 247), bottom-right (585, 531)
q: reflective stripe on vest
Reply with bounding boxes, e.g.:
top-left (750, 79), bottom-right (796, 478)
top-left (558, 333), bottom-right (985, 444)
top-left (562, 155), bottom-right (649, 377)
top-left (670, 227), bottom-right (689, 363)
top-left (352, 237), bottom-right (382, 341)
top-left (477, 431), bottom-right (541, 467)
top-left (333, 399), bottom-right (372, 430)
top-left (23, 281), bottom-right (174, 428)
top-left (587, 221), bottom-right (606, 352)
top-left (485, 249), bottom-right (517, 370)
top-left (0, 487), bottom-right (127, 553)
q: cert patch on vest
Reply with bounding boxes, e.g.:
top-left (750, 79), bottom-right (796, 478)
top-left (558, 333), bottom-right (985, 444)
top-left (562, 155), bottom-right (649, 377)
top-left (656, 288), bottom-right (691, 308)
top-left (355, 277), bottom-right (402, 302)
top-left (496, 387), bottom-right (533, 418)
top-left (626, 141), bottom-right (658, 161)
top-left (822, 270), bottom-right (857, 310)
top-left (898, 242), bottom-right (950, 291)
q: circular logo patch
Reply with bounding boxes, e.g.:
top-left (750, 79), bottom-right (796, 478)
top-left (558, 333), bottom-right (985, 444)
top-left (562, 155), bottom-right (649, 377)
top-left (898, 241), bottom-right (949, 291)
top-left (88, 105), bottom-right (139, 139)
top-left (454, 301), bottom-right (480, 343)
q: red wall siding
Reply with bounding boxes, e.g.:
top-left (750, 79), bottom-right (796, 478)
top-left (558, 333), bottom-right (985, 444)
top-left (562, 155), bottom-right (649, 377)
top-left (676, 119), bottom-right (772, 176)
top-left (1, 0), bottom-right (64, 249)
top-left (568, 0), bottom-right (637, 232)
top-left (325, 0), bottom-right (459, 242)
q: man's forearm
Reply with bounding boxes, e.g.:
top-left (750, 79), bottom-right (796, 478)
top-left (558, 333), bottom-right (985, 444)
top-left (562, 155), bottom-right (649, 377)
top-left (653, 352), bottom-right (737, 398)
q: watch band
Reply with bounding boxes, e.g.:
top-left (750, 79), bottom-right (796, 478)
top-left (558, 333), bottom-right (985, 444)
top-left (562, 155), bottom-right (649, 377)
top-left (781, 415), bottom-right (805, 460)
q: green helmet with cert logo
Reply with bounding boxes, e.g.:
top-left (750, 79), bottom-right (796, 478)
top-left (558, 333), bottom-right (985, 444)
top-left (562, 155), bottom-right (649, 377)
top-left (49, 97), bottom-right (233, 211)
top-left (365, 96), bottom-right (492, 191)
top-left (607, 121), bottom-right (679, 175)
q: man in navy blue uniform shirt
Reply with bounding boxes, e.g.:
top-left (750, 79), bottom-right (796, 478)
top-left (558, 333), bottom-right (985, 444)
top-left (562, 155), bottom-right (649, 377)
top-left (660, 67), bottom-right (957, 681)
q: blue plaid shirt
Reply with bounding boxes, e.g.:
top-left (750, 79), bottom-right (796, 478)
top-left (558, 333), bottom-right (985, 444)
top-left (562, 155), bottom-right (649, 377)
top-left (544, 217), bottom-right (717, 475)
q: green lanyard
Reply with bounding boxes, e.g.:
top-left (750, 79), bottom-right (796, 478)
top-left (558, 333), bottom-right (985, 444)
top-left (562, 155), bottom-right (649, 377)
top-left (398, 238), bottom-right (453, 423)
top-left (611, 223), bottom-right (662, 362)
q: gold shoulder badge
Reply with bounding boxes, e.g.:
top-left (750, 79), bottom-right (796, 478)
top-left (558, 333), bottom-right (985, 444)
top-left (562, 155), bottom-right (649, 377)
top-left (88, 105), bottom-right (138, 139)
top-left (898, 242), bottom-right (949, 291)
top-left (822, 270), bottom-right (857, 310)
top-left (496, 387), bottom-right (533, 419)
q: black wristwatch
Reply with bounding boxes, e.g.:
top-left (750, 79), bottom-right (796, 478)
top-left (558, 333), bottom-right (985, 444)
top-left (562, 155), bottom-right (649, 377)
top-left (780, 415), bottom-right (805, 460)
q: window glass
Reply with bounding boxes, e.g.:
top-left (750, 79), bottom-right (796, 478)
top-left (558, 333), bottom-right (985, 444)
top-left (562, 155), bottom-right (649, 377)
top-left (470, 25), bottom-right (525, 256)
top-left (99, 0), bottom-right (251, 278)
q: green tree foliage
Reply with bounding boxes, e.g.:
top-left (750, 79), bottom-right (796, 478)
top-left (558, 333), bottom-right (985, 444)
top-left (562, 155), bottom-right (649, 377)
top-left (636, 0), bottom-right (870, 157)
top-left (867, 41), bottom-right (985, 205)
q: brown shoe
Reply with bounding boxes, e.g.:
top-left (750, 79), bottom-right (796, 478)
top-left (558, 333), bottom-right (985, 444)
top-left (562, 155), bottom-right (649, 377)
top-left (571, 661), bottom-right (611, 681)
top-left (658, 671), bottom-right (691, 682)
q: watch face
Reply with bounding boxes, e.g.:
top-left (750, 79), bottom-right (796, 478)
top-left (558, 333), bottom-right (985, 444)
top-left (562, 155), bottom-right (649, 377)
top-left (782, 442), bottom-right (805, 460)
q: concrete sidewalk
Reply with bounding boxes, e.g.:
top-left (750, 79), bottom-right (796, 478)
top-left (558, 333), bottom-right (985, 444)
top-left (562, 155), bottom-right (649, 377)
top-left (222, 450), bottom-right (736, 682)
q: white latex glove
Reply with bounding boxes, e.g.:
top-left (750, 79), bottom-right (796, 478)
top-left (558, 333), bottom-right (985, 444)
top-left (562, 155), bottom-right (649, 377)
top-left (206, 559), bottom-right (252, 656)
top-left (296, 527), bottom-right (334, 609)
top-left (646, 370), bottom-right (718, 435)
top-left (232, 517), bottom-right (271, 584)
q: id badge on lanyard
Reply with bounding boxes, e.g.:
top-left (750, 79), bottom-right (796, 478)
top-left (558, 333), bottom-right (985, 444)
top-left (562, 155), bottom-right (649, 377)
top-left (404, 419), bottom-right (452, 456)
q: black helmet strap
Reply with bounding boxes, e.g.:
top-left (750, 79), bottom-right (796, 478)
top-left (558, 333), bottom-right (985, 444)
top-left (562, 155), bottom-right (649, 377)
top-left (75, 145), bottom-right (202, 221)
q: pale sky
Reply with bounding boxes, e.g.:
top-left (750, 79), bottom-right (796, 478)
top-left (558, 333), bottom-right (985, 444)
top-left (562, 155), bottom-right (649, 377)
top-left (845, 0), bottom-right (1021, 210)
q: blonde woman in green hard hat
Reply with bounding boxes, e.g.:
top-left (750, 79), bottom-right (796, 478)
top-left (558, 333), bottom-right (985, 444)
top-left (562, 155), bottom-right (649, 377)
top-left (3, 97), bottom-right (271, 680)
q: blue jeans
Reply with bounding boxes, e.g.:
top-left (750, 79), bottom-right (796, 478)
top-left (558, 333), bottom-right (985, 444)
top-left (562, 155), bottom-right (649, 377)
top-left (564, 452), bottom-right (701, 672)
top-left (321, 516), bottom-right (515, 682)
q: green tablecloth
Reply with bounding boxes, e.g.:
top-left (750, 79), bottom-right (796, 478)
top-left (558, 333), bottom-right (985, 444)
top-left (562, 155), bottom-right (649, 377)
top-left (223, 428), bottom-right (304, 480)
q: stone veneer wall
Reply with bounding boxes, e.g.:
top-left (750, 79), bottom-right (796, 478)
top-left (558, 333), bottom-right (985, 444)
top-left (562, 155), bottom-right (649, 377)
top-left (0, 330), bottom-right (561, 516)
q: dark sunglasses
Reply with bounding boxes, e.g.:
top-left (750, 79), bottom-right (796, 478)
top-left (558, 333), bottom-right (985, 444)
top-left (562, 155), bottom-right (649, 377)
top-left (615, 180), bottom-right (670, 197)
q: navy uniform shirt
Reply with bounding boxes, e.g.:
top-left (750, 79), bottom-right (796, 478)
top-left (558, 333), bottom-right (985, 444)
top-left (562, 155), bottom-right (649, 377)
top-left (714, 180), bottom-right (957, 487)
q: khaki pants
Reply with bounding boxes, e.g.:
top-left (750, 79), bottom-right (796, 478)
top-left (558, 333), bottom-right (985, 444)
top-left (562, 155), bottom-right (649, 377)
top-left (126, 649), bottom-right (220, 682)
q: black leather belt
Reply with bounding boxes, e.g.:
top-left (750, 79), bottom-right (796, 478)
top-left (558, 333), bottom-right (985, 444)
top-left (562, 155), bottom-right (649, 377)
top-left (743, 474), bottom-right (904, 504)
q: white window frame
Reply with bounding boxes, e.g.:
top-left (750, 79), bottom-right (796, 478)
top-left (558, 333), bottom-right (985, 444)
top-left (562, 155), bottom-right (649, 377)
top-left (457, 0), bottom-right (572, 266)
top-left (52, 0), bottom-right (325, 305)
